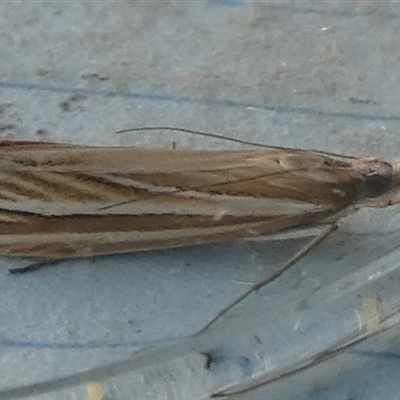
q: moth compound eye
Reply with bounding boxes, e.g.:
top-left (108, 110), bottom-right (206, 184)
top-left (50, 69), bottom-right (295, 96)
top-left (352, 158), bottom-right (394, 199)
top-left (362, 169), bottom-right (393, 198)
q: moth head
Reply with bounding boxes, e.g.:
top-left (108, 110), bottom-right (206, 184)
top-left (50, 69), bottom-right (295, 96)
top-left (353, 158), bottom-right (395, 199)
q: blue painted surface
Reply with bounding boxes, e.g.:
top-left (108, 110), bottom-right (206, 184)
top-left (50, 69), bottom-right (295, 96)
top-left (1, 81), bottom-right (399, 122)
top-left (2, 2), bottom-right (400, 399)
top-left (212, 0), bottom-right (244, 7)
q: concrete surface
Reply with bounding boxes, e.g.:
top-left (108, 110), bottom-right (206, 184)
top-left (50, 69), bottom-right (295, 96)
top-left (2, 1), bottom-right (400, 399)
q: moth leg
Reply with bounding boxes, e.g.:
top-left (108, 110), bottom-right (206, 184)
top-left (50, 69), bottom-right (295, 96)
top-left (8, 259), bottom-right (63, 274)
top-left (196, 224), bottom-right (338, 335)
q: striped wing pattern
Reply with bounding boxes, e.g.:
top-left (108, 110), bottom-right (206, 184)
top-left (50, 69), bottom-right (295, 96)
top-left (0, 141), bottom-right (360, 258)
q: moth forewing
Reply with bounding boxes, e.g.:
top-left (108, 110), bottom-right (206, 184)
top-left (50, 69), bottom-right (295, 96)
top-left (0, 141), bottom-right (397, 258)
top-left (0, 143), bottom-right (352, 259)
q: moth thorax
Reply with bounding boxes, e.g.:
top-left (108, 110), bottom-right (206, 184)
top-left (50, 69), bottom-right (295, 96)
top-left (353, 158), bottom-right (394, 199)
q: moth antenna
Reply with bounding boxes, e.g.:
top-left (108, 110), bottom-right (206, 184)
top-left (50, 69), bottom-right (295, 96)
top-left (115, 126), bottom-right (357, 160)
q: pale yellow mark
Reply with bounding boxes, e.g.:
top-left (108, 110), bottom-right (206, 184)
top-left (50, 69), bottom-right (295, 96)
top-left (363, 298), bottom-right (381, 333)
top-left (87, 382), bottom-right (106, 400)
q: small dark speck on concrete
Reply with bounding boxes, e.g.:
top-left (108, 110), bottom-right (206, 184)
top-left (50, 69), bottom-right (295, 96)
top-left (59, 93), bottom-right (87, 113)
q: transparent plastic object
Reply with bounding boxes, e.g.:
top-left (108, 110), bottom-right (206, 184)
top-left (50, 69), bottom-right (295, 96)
top-left (2, 221), bottom-right (400, 399)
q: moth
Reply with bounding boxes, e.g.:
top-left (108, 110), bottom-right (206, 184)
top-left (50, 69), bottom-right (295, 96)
top-left (1, 128), bottom-right (400, 330)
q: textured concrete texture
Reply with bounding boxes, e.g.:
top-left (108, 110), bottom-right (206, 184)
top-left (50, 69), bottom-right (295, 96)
top-left (2, 1), bottom-right (400, 399)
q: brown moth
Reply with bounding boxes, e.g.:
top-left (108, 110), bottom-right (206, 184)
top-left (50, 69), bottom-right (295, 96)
top-left (0, 136), bottom-right (398, 259)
